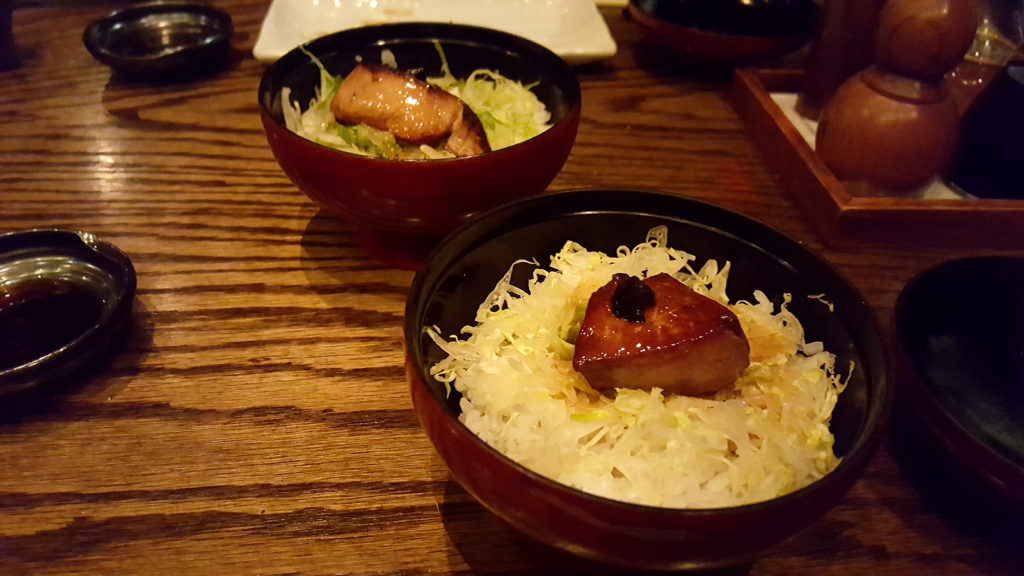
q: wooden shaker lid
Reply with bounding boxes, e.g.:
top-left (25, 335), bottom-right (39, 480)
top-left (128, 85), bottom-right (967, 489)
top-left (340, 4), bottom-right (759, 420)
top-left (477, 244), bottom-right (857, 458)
top-left (875, 0), bottom-right (978, 79)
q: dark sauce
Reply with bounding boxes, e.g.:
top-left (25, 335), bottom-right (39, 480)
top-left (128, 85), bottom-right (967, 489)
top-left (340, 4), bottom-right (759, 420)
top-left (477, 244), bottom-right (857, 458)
top-left (611, 274), bottom-right (655, 323)
top-left (0, 279), bottom-right (105, 371)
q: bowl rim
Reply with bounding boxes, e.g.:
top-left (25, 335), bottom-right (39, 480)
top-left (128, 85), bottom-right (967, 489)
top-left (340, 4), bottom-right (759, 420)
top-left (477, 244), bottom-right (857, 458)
top-left (0, 228), bottom-right (137, 395)
top-left (405, 187), bottom-right (894, 516)
top-left (257, 21), bottom-right (582, 164)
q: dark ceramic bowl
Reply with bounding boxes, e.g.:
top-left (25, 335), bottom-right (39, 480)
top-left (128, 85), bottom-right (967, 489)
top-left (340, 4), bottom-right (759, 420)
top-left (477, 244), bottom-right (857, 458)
top-left (946, 62), bottom-right (1024, 200)
top-left (0, 229), bottom-right (136, 395)
top-left (83, 1), bottom-right (233, 80)
top-left (891, 256), bottom-right (1024, 516)
top-left (258, 23), bottom-right (582, 269)
top-left (404, 189), bottom-right (892, 570)
top-left (628, 0), bottom-right (819, 65)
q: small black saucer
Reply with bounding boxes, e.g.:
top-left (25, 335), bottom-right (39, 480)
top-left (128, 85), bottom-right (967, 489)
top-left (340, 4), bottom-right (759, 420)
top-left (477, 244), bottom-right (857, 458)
top-left (892, 256), bottom-right (1024, 517)
top-left (0, 229), bottom-right (136, 395)
top-left (83, 1), bottom-right (232, 80)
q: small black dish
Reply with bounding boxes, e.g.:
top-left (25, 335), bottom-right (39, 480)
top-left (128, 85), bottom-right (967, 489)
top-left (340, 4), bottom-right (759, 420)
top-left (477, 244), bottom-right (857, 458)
top-left (83, 1), bottom-right (232, 80)
top-left (892, 256), bottom-right (1024, 517)
top-left (0, 229), bottom-right (136, 396)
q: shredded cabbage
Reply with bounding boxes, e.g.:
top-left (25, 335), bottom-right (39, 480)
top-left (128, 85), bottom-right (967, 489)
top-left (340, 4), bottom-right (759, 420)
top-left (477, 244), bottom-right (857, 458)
top-left (282, 44), bottom-right (551, 159)
top-left (427, 227), bottom-right (849, 509)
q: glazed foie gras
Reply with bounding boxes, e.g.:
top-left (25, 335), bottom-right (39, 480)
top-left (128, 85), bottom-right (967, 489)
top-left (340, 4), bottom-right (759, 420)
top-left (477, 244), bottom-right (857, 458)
top-left (330, 64), bottom-right (490, 157)
top-left (573, 273), bottom-right (750, 396)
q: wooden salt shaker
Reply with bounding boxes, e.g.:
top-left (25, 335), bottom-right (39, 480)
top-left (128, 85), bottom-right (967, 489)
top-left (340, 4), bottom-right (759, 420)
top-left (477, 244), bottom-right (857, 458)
top-left (795, 0), bottom-right (888, 120)
top-left (815, 0), bottom-right (978, 194)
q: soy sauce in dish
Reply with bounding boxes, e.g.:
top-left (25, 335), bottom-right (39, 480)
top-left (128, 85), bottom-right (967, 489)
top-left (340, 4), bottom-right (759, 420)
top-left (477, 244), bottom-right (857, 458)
top-left (0, 278), bottom-right (105, 371)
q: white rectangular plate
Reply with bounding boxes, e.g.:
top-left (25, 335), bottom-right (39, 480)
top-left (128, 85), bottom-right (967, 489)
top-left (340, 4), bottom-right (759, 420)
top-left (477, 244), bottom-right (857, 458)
top-left (253, 0), bottom-right (618, 66)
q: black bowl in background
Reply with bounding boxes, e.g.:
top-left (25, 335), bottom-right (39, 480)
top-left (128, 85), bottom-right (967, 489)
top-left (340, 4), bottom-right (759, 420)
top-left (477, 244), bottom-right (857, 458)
top-left (632, 0), bottom-right (819, 37)
top-left (628, 0), bottom-right (820, 65)
top-left (83, 1), bottom-right (233, 80)
top-left (405, 189), bottom-right (892, 570)
top-left (946, 61), bottom-right (1024, 200)
top-left (892, 256), bottom-right (1024, 521)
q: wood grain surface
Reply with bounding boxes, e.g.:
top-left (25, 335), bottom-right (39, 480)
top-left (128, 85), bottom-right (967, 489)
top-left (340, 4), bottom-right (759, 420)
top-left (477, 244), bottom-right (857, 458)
top-left (1, 1), bottom-right (1021, 574)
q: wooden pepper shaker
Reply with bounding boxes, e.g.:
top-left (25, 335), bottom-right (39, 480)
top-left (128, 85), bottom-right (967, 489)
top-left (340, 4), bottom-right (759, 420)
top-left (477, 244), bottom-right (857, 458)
top-left (795, 0), bottom-right (888, 120)
top-left (815, 0), bottom-right (978, 194)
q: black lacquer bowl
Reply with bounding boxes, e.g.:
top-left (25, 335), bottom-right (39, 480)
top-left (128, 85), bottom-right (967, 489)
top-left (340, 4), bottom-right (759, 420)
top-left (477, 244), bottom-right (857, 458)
top-left (892, 256), bottom-right (1024, 517)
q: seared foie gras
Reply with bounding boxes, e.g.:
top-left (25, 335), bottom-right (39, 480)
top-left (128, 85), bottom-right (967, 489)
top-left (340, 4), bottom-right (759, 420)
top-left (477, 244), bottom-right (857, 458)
top-left (330, 64), bottom-right (490, 156)
top-left (573, 273), bottom-right (750, 396)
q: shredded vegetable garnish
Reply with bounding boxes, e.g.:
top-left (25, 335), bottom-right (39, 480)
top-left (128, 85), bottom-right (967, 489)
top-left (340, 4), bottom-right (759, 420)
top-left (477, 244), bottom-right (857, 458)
top-left (282, 44), bottom-right (551, 159)
top-left (427, 227), bottom-right (849, 509)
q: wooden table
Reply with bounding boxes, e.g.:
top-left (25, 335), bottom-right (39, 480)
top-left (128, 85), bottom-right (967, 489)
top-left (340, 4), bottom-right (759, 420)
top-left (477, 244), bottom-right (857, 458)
top-left (2, 1), bottom-right (1021, 574)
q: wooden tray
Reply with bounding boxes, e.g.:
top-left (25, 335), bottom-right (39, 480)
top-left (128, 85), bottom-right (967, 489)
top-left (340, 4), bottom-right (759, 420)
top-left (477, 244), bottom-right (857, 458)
top-left (731, 69), bottom-right (1024, 250)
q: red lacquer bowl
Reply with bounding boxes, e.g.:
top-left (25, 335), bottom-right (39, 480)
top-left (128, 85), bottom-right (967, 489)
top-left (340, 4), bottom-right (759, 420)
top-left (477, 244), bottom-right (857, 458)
top-left (405, 190), bottom-right (893, 571)
top-left (258, 24), bottom-right (581, 269)
top-left (628, 0), bottom-right (819, 66)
